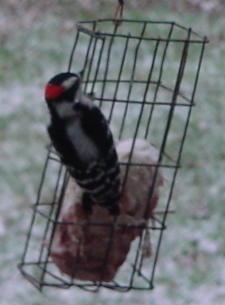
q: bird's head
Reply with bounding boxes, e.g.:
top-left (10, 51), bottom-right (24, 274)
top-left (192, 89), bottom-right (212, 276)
top-left (45, 71), bottom-right (83, 103)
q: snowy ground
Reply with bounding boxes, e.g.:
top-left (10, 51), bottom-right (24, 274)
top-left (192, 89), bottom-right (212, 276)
top-left (1, 2), bottom-right (225, 305)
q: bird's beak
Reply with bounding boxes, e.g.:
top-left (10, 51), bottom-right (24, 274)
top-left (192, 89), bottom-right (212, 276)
top-left (78, 69), bottom-right (85, 79)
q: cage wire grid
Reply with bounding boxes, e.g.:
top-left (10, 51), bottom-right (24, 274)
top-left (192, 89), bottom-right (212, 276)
top-left (18, 19), bottom-right (207, 292)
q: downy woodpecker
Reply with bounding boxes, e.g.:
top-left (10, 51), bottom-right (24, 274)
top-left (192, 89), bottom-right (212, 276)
top-left (44, 72), bottom-right (120, 215)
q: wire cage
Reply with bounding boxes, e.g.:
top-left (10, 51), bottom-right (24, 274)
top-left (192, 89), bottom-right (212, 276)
top-left (18, 19), bottom-right (207, 292)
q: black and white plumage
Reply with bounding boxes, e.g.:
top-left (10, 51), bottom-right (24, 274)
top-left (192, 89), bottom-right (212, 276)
top-left (44, 72), bottom-right (120, 215)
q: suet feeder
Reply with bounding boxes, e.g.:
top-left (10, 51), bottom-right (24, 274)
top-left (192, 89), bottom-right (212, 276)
top-left (18, 19), bottom-right (207, 292)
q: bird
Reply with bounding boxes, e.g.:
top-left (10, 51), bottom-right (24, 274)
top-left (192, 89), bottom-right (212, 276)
top-left (44, 71), bottom-right (121, 215)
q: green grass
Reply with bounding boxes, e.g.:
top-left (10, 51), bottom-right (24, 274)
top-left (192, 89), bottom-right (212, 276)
top-left (1, 2), bottom-right (225, 305)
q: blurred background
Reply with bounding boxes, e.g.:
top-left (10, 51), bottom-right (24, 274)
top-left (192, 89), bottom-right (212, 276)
top-left (0, 0), bottom-right (225, 304)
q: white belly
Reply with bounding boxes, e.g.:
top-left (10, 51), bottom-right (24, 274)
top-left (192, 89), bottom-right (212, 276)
top-left (67, 119), bottom-right (99, 163)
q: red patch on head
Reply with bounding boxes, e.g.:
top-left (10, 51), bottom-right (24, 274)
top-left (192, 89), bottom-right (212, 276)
top-left (45, 84), bottom-right (64, 100)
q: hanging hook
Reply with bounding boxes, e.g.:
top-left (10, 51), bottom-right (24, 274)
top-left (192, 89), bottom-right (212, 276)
top-left (113, 0), bottom-right (124, 26)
